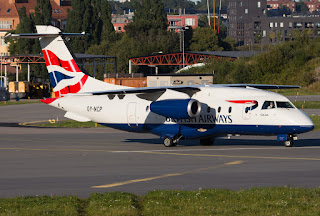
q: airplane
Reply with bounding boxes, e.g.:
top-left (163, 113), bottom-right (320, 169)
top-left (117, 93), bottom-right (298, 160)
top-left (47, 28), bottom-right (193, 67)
top-left (7, 25), bottom-right (314, 147)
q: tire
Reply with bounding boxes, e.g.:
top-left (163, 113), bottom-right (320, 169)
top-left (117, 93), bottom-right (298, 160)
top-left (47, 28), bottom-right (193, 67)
top-left (163, 137), bottom-right (174, 147)
top-left (200, 137), bottom-right (215, 146)
top-left (284, 137), bottom-right (294, 147)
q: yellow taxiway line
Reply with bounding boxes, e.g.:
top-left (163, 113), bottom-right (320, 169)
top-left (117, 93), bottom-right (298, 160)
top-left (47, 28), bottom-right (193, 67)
top-left (139, 151), bottom-right (320, 161)
top-left (1, 147), bottom-right (320, 161)
top-left (91, 160), bottom-right (244, 189)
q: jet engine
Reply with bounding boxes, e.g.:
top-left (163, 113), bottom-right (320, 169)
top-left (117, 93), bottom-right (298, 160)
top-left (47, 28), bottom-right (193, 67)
top-left (150, 99), bottom-right (201, 119)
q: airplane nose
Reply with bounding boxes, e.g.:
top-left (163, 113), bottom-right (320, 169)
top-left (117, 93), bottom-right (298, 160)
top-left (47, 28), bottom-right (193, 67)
top-left (299, 111), bottom-right (314, 132)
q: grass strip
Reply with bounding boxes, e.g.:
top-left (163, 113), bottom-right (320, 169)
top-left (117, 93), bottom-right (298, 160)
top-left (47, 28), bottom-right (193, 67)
top-left (0, 196), bottom-right (81, 216)
top-left (293, 101), bottom-right (320, 109)
top-left (274, 83), bottom-right (320, 96)
top-left (36, 120), bottom-right (107, 128)
top-left (310, 115), bottom-right (320, 131)
top-left (0, 100), bottom-right (40, 106)
top-left (143, 187), bottom-right (320, 216)
top-left (86, 192), bottom-right (140, 216)
top-left (1, 188), bottom-right (320, 216)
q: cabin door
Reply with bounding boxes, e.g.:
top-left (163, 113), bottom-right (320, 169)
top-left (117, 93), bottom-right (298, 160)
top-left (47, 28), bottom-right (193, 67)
top-left (127, 102), bottom-right (138, 127)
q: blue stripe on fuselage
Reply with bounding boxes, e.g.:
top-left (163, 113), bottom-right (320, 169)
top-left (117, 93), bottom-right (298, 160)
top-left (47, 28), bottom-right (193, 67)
top-left (99, 123), bottom-right (314, 139)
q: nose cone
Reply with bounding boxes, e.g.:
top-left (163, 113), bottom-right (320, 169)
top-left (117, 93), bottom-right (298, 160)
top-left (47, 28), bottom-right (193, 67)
top-left (297, 110), bottom-right (314, 133)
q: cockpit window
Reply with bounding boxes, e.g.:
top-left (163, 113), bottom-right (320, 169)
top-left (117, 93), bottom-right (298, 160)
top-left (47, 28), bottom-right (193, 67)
top-left (262, 101), bottom-right (275, 109)
top-left (276, 101), bottom-right (294, 109)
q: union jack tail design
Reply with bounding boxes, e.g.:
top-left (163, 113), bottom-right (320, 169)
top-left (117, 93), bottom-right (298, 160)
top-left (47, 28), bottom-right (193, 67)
top-left (36, 26), bottom-right (127, 97)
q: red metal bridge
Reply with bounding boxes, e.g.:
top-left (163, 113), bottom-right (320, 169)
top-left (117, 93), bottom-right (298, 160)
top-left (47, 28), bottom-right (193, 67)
top-left (129, 52), bottom-right (236, 66)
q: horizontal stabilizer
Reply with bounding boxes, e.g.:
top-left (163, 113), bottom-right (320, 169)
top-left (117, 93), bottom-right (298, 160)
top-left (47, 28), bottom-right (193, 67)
top-left (5, 32), bottom-right (87, 39)
top-left (64, 112), bottom-right (91, 122)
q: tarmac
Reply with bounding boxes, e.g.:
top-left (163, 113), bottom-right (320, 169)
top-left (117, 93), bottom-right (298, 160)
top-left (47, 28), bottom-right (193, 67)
top-left (0, 102), bottom-right (319, 198)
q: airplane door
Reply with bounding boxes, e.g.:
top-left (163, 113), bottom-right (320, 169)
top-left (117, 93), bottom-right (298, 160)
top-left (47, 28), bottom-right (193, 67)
top-left (127, 102), bottom-right (138, 127)
top-left (243, 102), bottom-right (252, 120)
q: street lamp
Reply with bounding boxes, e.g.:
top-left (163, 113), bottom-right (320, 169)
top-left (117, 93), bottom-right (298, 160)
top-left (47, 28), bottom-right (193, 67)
top-left (179, 26), bottom-right (189, 68)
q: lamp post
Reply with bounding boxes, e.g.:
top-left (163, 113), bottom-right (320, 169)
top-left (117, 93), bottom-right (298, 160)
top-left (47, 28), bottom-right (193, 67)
top-left (179, 26), bottom-right (189, 68)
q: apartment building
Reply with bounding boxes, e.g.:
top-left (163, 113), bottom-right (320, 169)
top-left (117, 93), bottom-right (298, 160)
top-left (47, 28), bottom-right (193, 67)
top-left (112, 11), bottom-right (199, 33)
top-left (305, 0), bottom-right (320, 13)
top-left (227, 0), bottom-right (320, 46)
top-left (0, 0), bottom-right (71, 56)
top-left (267, 0), bottom-right (296, 12)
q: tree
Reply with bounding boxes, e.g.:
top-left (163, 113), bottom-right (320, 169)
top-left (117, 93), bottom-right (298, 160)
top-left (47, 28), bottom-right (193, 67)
top-left (296, 2), bottom-right (309, 14)
top-left (6, 7), bottom-right (49, 81)
top-left (65, 0), bottom-right (114, 53)
top-left (7, 7), bottom-right (35, 55)
top-left (125, 0), bottom-right (168, 37)
top-left (190, 28), bottom-right (223, 51)
top-left (33, 0), bottom-right (52, 25)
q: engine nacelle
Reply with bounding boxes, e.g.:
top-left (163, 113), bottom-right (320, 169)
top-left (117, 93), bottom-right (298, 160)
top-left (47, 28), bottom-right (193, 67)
top-left (150, 99), bottom-right (201, 119)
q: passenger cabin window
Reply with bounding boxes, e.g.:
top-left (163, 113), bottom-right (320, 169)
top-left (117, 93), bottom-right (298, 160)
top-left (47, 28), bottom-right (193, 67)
top-left (276, 101), bottom-right (294, 109)
top-left (262, 101), bottom-right (275, 109)
top-left (218, 107), bottom-right (221, 113)
top-left (228, 107), bottom-right (232, 113)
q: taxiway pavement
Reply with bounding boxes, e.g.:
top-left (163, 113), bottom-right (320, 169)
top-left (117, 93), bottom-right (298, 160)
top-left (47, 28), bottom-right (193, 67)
top-left (0, 126), bottom-right (320, 198)
top-left (0, 103), bottom-right (319, 198)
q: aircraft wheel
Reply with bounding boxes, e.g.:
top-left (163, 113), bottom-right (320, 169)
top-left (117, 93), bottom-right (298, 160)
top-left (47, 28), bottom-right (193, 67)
top-left (163, 137), bottom-right (174, 147)
top-left (284, 137), bottom-right (294, 147)
top-left (200, 137), bottom-right (215, 146)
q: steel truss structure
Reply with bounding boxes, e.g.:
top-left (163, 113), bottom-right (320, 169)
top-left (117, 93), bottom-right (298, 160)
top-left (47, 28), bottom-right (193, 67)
top-left (129, 52), bottom-right (235, 66)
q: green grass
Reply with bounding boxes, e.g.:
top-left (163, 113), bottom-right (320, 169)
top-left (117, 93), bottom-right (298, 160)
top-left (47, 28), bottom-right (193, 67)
top-left (293, 101), bottom-right (320, 109)
top-left (0, 100), bottom-right (40, 106)
top-left (36, 120), bottom-right (107, 128)
top-left (0, 196), bottom-right (81, 216)
top-left (310, 115), bottom-right (320, 131)
top-left (274, 83), bottom-right (320, 96)
top-left (1, 188), bottom-right (320, 216)
top-left (87, 192), bottom-right (140, 216)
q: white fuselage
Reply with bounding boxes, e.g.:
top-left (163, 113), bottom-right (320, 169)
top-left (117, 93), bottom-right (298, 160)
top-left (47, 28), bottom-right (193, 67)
top-left (48, 86), bottom-right (314, 139)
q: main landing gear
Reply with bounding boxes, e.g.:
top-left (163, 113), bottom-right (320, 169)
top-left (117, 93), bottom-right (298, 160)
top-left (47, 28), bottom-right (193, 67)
top-left (163, 135), bottom-right (183, 147)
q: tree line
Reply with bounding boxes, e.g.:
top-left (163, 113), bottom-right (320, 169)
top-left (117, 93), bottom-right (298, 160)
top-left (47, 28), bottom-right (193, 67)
top-left (6, 0), bottom-right (234, 80)
top-left (189, 31), bottom-right (320, 87)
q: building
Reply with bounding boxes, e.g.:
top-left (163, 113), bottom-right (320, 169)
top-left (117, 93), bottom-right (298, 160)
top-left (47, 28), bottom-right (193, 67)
top-left (227, 0), bottom-right (268, 46)
top-left (304, 0), bottom-right (320, 13)
top-left (111, 11), bottom-right (199, 33)
top-left (167, 11), bottom-right (199, 32)
top-left (227, 0), bottom-right (320, 46)
top-left (14, 0), bottom-right (72, 30)
top-left (112, 13), bottom-right (133, 32)
top-left (267, 0), bottom-right (296, 12)
top-left (0, 0), bottom-right (71, 57)
top-left (0, 0), bottom-right (20, 57)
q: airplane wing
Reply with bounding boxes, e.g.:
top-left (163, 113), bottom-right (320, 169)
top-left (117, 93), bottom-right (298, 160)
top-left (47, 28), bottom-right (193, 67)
top-left (219, 84), bottom-right (301, 89)
top-left (66, 84), bottom-right (299, 101)
top-left (69, 86), bottom-right (201, 101)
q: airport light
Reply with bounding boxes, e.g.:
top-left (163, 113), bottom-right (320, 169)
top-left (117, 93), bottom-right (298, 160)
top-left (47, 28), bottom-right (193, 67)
top-left (180, 26), bottom-right (189, 68)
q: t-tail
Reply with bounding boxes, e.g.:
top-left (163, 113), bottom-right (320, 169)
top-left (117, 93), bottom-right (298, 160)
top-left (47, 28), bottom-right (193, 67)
top-left (7, 25), bottom-right (130, 97)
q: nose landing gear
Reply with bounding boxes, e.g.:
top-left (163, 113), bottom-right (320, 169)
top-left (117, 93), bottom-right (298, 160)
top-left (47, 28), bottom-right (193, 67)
top-left (284, 134), bottom-right (297, 147)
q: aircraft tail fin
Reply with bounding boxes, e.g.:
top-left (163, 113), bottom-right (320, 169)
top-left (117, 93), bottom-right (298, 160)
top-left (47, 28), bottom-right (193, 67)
top-left (7, 25), bottom-right (129, 97)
